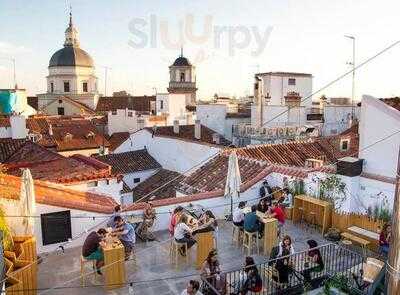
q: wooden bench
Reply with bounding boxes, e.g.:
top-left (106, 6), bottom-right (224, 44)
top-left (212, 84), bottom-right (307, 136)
top-left (347, 226), bottom-right (379, 251)
top-left (341, 232), bottom-right (370, 257)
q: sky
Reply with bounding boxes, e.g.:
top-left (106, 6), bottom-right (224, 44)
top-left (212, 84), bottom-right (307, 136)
top-left (0, 0), bottom-right (400, 100)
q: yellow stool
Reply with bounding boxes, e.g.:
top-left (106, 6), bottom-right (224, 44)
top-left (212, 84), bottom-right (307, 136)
top-left (80, 255), bottom-right (97, 286)
top-left (242, 231), bottom-right (260, 255)
top-left (170, 240), bottom-right (189, 266)
top-left (232, 224), bottom-right (243, 245)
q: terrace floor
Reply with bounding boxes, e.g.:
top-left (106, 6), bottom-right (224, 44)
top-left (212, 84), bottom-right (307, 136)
top-left (37, 220), bottom-right (329, 295)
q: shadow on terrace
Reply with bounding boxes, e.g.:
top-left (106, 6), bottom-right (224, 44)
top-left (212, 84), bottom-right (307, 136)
top-left (37, 219), bottom-right (384, 295)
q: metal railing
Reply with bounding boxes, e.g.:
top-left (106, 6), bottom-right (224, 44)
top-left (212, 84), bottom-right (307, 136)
top-left (201, 243), bottom-right (367, 295)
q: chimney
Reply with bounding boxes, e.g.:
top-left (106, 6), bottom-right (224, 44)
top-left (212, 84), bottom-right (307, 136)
top-left (49, 124), bottom-right (53, 136)
top-left (195, 120), bottom-right (201, 140)
top-left (212, 133), bottom-right (220, 144)
top-left (173, 120), bottom-right (179, 134)
top-left (10, 115), bottom-right (27, 139)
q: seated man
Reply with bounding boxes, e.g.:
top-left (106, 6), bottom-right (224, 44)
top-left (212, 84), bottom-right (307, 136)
top-left (112, 216), bottom-right (136, 260)
top-left (181, 280), bottom-right (203, 295)
top-left (233, 201), bottom-right (246, 227)
top-left (244, 205), bottom-right (262, 237)
top-left (82, 228), bottom-right (107, 274)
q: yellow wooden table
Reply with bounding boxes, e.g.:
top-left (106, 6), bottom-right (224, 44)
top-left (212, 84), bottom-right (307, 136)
top-left (196, 232), bottom-right (214, 269)
top-left (103, 238), bottom-right (126, 290)
top-left (293, 195), bottom-right (332, 234)
top-left (258, 214), bottom-right (278, 255)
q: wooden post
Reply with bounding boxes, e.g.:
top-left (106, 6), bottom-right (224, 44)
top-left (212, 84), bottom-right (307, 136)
top-left (387, 148), bottom-right (400, 293)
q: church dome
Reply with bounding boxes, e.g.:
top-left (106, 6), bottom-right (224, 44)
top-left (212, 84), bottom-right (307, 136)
top-left (49, 46), bottom-right (94, 68)
top-left (172, 56), bottom-right (191, 66)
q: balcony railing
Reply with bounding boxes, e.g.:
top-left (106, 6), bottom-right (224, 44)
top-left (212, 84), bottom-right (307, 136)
top-left (201, 243), bottom-right (375, 295)
top-left (168, 81), bottom-right (196, 89)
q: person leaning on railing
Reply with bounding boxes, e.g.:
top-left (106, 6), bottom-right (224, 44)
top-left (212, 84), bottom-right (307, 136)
top-left (269, 235), bottom-right (295, 284)
top-left (200, 249), bottom-right (226, 295)
top-left (301, 240), bottom-right (324, 282)
top-left (231, 256), bottom-right (262, 295)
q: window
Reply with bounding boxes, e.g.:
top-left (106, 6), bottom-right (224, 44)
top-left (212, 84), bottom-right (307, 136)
top-left (41, 211), bottom-right (72, 245)
top-left (160, 100), bottom-right (164, 109)
top-left (288, 78), bottom-right (296, 85)
top-left (180, 72), bottom-right (185, 82)
top-left (82, 82), bottom-right (88, 92)
top-left (57, 107), bottom-right (65, 116)
top-left (50, 82), bottom-right (54, 93)
top-left (133, 178), bottom-right (141, 184)
top-left (340, 139), bottom-right (350, 151)
top-left (64, 81), bottom-right (70, 92)
top-left (128, 112), bottom-right (133, 117)
top-left (112, 110), bottom-right (117, 115)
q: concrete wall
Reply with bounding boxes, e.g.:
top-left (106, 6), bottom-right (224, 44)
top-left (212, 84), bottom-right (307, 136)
top-left (123, 169), bottom-right (158, 189)
top-left (107, 109), bottom-right (141, 136)
top-left (196, 104), bottom-right (227, 136)
top-left (115, 129), bottom-right (221, 174)
top-left (67, 178), bottom-right (123, 203)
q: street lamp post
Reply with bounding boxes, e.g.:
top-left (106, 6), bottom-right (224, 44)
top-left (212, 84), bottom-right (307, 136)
top-left (345, 35), bottom-right (356, 121)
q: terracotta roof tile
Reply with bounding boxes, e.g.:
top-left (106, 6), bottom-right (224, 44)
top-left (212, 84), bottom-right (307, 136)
top-left (26, 116), bottom-right (110, 152)
top-left (146, 125), bottom-right (231, 146)
top-left (131, 169), bottom-right (183, 202)
top-left (95, 96), bottom-right (156, 113)
top-left (106, 132), bottom-right (130, 151)
top-left (0, 139), bottom-right (113, 184)
top-left (94, 149), bottom-right (160, 175)
top-left (0, 174), bottom-right (117, 214)
top-left (0, 117), bottom-right (10, 127)
top-left (380, 97), bottom-right (400, 112)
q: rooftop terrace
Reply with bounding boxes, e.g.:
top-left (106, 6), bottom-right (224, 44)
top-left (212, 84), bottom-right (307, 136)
top-left (38, 220), bottom-right (332, 295)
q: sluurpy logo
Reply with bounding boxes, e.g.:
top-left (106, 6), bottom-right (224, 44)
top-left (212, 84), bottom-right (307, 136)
top-left (128, 14), bottom-right (273, 63)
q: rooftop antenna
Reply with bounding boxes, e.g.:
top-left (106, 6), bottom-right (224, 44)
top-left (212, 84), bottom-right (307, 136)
top-left (180, 46), bottom-right (183, 57)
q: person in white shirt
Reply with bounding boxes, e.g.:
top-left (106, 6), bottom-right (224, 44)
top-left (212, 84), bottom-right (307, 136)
top-left (233, 201), bottom-right (246, 227)
top-left (174, 214), bottom-right (196, 255)
top-left (281, 189), bottom-right (293, 207)
top-left (181, 280), bottom-right (203, 295)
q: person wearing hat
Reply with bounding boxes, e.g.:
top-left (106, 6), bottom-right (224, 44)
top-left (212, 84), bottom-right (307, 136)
top-left (200, 249), bottom-right (226, 294)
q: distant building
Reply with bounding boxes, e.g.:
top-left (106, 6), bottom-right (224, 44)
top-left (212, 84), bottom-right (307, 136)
top-left (167, 50), bottom-right (197, 106)
top-left (37, 12), bottom-right (99, 115)
top-left (0, 115), bottom-right (110, 156)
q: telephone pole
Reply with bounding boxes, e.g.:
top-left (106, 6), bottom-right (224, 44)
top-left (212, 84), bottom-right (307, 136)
top-left (387, 148), bottom-right (400, 293)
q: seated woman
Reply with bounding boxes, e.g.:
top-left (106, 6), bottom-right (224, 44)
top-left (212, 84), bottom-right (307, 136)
top-left (257, 198), bottom-right (269, 213)
top-left (169, 206), bottom-right (184, 236)
top-left (379, 223), bottom-right (391, 257)
top-left (269, 235), bottom-right (294, 284)
top-left (174, 214), bottom-right (196, 256)
top-left (193, 210), bottom-right (217, 235)
top-left (302, 239), bottom-right (324, 282)
top-left (200, 249), bottom-right (226, 295)
top-left (232, 256), bottom-right (262, 295)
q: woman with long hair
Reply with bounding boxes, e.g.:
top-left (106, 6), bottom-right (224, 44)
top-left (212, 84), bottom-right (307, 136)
top-left (269, 235), bottom-right (294, 283)
top-left (200, 249), bottom-right (226, 294)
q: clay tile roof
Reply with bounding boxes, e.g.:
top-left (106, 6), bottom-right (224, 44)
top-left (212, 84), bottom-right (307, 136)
top-left (107, 132), bottom-right (130, 152)
top-left (146, 125), bottom-right (231, 146)
top-left (177, 154), bottom-right (267, 195)
top-left (131, 169), bottom-right (184, 202)
top-left (26, 116), bottom-right (109, 152)
top-left (0, 174), bottom-right (117, 214)
top-left (381, 97), bottom-right (400, 112)
top-left (0, 117), bottom-right (10, 128)
top-left (0, 139), bottom-right (113, 184)
top-left (94, 149), bottom-right (161, 175)
top-left (27, 96), bottom-right (38, 110)
top-left (95, 96), bottom-right (156, 113)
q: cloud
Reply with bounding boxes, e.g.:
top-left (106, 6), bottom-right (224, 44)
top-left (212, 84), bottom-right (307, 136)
top-left (0, 41), bottom-right (31, 55)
